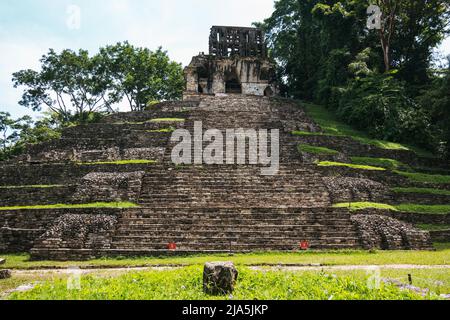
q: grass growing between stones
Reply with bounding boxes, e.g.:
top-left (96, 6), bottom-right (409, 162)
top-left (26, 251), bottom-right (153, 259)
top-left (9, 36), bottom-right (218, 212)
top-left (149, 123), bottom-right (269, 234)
top-left (351, 157), bottom-right (409, 171)
top-left (316, 161), bottom-right (386, 171)
top-left (391, 187), bottom-right (450, 196)
top-left (0, 185), bottom-right (64, 189)
top-left (0, 202), bottom-right (138, 211)
top-left (298, 144), bottom-right (339, 155)
top-left (6, 266), bottom-right (436, 300)
top-left (333, 202), bottom-right (450, 214)
top-left (77, 160), bottom-right (157, 166)
top-left (394, 171), bottom-right (450, 184)
top-left (300, 102), bottom-right (434, 157)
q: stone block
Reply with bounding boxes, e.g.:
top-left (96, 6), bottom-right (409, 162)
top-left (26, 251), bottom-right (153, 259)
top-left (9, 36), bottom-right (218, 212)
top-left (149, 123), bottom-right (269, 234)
top-left (203, 262), bottom-right (238, 296)
top-left (0, 269), bottom-right (11, 279)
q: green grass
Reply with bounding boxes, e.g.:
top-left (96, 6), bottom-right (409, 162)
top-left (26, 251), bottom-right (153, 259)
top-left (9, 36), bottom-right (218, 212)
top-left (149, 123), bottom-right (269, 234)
top-left (333, 202), bottom-right (397, 211)
top-left (333, 202), bottom-right (450, 214)
top-left (316, 161), bottom-right (386, 171)
top-left (301, 102), bottom-right (434, 157)
top-left (417, 224), bottom-right (450, 231)
top-left (148, 118), bottom-right (185, 123)
top-left (147, 128), bottom-right (176, 133)
top-left (395, 204), bottom-right (450, 215)
top-left (395, 171), bottom-right (450, 184)
top-left (351, 157), bottom-right (408, 171)
top-left (3, 249), bottom-right (449, 270)
top-left (0, 202), bottom-right (138, 211)
top-left (391, 187), bottom-right (450, 196)
top-left (7, 266), bottom-right (435, 300)
top-left (298, 144), bottom-right (339, 155)
top-left (0, 185), bottom-right (64, 189)
top-left (77, 160), bottom-right (157, 166)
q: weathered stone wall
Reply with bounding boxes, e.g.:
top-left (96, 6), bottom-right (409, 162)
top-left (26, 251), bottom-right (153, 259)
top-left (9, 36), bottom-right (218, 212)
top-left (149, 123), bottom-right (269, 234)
top-left (31, 214), bottom-right (118, 261)
top-left (73, 172), bottom-right (145, 203)
top-left (351, 214), bottom-right (433, 250)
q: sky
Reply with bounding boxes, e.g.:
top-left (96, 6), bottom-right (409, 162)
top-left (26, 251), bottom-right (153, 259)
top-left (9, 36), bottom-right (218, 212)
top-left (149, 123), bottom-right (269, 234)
top-left (0, 0), bottom-right (449, 119)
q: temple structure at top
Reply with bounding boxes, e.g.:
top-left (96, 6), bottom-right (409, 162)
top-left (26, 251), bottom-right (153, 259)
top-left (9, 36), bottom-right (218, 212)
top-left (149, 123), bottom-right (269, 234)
top-left (183, 26), bottom-right (278, 100)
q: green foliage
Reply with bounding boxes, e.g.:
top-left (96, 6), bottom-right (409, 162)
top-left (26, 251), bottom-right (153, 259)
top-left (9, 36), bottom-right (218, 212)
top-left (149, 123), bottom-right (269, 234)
top-left (391, 187), bottom-right (450, 196)
top-left (12, 43), bottom-right (184, 119)
top-left (337, 73), bottom-right (432, 147)
top-left (260, 0), bottom-right (449, 157)
top-left (0, 202), bottom-right (138, 211)
top-left (316, 161), bottom-right (386, 171)
top-left (8, 266), bottom-right (430, 300)
top-left (351, 157), bottom-right (408, 171)
top-left (298, 144), bottom-right (339, 155)
top-left (394, 171), bottom-right (450, 184)
top-left (301, 102), bottom-right (418, 151)
top-left (98, 42), bottom-right (184, 111)
top-left (0, 112), bottom-right (33, 160)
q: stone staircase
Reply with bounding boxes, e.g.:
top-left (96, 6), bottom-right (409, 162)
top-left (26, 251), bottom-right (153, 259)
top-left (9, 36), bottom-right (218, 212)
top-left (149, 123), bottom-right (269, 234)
top-left (0, 95), bottom-right (443, 260)
top-left (109, 208), bottom-right (360, 253)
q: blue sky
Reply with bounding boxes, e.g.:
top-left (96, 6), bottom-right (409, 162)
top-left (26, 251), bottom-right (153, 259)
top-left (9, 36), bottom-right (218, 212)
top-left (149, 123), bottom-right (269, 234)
top-left (0, 0), bottom-right (449, 118)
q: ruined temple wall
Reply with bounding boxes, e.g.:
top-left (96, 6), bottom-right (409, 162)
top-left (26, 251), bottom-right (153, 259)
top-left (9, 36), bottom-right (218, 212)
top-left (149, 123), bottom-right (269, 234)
top-left (184, 55), bottom-right (277, 97)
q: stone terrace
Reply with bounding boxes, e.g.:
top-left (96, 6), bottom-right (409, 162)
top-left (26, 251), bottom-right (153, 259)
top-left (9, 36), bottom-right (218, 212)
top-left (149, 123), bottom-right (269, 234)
top-left (0, 95), bottom-right (445, 260)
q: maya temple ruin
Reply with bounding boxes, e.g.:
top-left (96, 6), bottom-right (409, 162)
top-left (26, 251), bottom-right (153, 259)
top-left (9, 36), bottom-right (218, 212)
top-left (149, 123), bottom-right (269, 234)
top-left (0, 26), bottom-right (448, 261)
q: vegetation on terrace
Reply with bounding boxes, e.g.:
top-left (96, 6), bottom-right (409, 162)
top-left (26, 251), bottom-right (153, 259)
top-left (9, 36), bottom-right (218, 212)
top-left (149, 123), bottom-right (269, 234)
top-left (297, 144), bottom-right (339, 155)
top-left (333, 202), bottom-right (450, 215)
top-left (0, 202), bottom-right (138, 211)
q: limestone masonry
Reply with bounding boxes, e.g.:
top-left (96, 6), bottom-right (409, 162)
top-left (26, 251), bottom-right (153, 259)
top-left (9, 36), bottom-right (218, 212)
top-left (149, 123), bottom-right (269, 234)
top-left (183, 26), bottom-right (278, 100)
top-left (0, 26), bottom-right (448, 260)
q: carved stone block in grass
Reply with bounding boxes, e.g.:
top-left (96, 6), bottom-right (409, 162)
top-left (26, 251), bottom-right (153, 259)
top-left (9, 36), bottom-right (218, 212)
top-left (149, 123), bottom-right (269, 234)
top-left (203, 262), bottom-right (238, 296)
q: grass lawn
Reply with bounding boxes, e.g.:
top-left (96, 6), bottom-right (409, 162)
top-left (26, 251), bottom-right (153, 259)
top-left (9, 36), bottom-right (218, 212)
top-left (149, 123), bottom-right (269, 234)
top-left (0, 202), bottom-right (138, 211)
top-left (6, 266), bottom-right (438, 300)
top-left (2, 248), bottom-right (450, 270)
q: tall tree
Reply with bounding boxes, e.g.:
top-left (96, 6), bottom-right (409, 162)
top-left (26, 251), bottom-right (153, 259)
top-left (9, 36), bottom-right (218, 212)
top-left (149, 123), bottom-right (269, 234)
top-left (12, 49), bottom-right (116, 122)
top-left (97, 42), bottom-right (185, 111)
